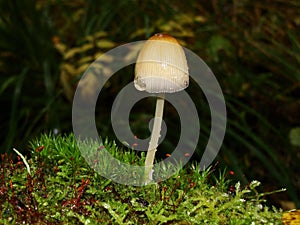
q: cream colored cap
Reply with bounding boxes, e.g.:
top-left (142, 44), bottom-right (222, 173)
top-left (134, 33), bottom-right (189, 93)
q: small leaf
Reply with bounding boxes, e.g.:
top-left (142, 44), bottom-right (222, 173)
top-left (77, 63), bottom-right (90, 74)
top-left (80, 43), bottom-right (94, 52)
top-left (130, 28), bottom-right (148, 39)
top-left (62, 63), bottom-right (77, 75)
top-left (194, 15), bottom-right (207, 23)
top-left (64, 47), bottom-right (82, 59)
top-left (289, 127), bottom-right (300, 147)
top-left (96, 39), bottom-right (115, 49)
top-left (94, 31), bottom-right (108, 38)
top-left (54, 43), bottom-right (67, 54)
top-left (78, 56), bottom-right (94, 65)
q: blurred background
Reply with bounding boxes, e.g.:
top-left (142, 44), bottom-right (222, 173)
top-left (0, 0), bottom-right (299, 209)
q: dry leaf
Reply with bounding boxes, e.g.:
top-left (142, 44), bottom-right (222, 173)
top-left (282, 210), bottom-right (300, 225)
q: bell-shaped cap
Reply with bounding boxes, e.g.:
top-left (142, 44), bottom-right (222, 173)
top-left (134, 33), bottom-right (189, 93)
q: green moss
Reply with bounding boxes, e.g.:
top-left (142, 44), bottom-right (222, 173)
top-left (0, 134), bottom-right (283, 224)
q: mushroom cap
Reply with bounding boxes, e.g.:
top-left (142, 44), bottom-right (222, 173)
top-left (134, 33), bottom-right (189, 93)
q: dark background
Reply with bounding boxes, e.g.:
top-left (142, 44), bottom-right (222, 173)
top-left (0, 0), bottom-right (299, 209)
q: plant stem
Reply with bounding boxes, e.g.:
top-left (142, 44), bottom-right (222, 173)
top-left (144, 94), bottom-right (165, 184)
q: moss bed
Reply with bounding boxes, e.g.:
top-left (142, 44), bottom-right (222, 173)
top-left (0, 134), bottom-right (284, 224)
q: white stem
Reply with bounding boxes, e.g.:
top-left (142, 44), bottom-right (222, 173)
top-left (144, 94), bottom-right (165, 184)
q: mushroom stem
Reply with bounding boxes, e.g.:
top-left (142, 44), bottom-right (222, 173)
top-left (144, 94), bottom-right (165, 184)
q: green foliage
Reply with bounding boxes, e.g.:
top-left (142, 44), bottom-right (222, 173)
top-left (0, 134), bottom-right (284, 224)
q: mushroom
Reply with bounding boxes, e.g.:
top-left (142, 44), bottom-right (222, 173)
top-left (134, 33), bottom-right (189, 184)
